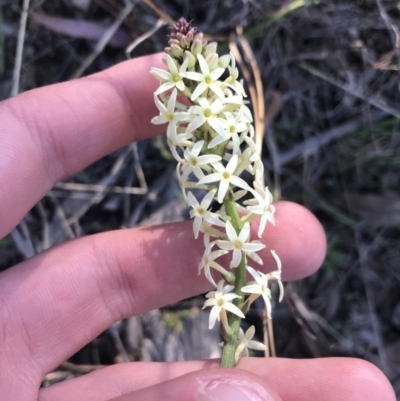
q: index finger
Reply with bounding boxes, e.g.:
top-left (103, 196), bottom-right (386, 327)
top-left (0, 54), bottom-right (164, 238)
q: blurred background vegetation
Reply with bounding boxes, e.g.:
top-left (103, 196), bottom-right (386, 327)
top-left (1, 0), bottom-right (400, 396)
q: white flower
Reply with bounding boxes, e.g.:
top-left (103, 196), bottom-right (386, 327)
top-left (188, 190), bottom-right (225, 238)
top-left (197, 155), bottom-right (251, 203)
top-left (241, 266), bottom-right (272, 318)
top-left (152, 89), bottom-right (190, 141)
top-left (167, 131), bottom-right (193, 162)
top-left (235, 326), bottom-right (268, 362)
top-left (202, 280), bottom-right (245, 332)
top-left (183, 53), bottom-right (225, 101)
top-left (267, 250), bottom-right (284, 302)
top-left (186, 97), bottom-right (225, 138)
top-left (241, 252), bottom-right (284, 319)
top-left (231, 147), bottom-right (256, 176)
top-left (245, 183), bottom-right (276, 238)
top-left (150, 55), bottom-right (189, 95)
top-left (217, 221), bottom-right (266, 268)
top-left (224, 52), bottom-right (246, 97)
top-left (183, 140), bottom-right (221, 179)
top-left (208, 110), bottom-right (247, 154)
top-left (200, 222), bottom-right (225, 248)
top-left (198, 242), bottom-right (230, 287)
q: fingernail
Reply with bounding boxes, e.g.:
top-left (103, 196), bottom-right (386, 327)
top-left (197, 376), bottom-right (275, 401)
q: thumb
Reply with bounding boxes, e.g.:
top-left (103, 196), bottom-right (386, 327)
top-left (109, 368), bottom-right (282, 401)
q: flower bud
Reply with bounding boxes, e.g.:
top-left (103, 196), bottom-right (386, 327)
top-left (183, 50), bottom-right (196, 69)
top-left (205, 53), bottom-right (219, 71)
top-left (170, 43), bottom-right (184, 58)
top-left (218, 54), bottom-right (231, 69)
top-left (170, 38), bottom-right (180, 46)
top-left (186, 30), bottom-right (194, 43)
top-left (203, 42), bottom-right (218, 58)
top-left (191, 38), bottom-right (203, 56)
top-left (177, 32), bottom-right (189, 48)
top-left (194, 32), bottom-right (204, 43)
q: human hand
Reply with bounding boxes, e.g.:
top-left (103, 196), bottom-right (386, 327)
top-left (0, 54), bottom-right (395, 401)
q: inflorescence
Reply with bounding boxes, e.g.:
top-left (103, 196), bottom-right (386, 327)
top-left (151, 18), bottom-right (284, 366)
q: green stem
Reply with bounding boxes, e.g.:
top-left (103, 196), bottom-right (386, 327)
top-left (220, 192), bottom-right (247, 367)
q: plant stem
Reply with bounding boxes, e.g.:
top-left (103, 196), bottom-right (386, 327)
top-left (220, 194), bottom-right (247, 367)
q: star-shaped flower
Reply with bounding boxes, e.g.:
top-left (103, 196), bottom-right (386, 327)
top-left (235, 326), bottom-right (268, 361)
top-left (150, 55), bottom-right (189, 95)
top-left (241, 252), bottom-right (283, 319)
top-left (216, 221), bottom-right (266, 268)
top-left (183, 53), bottom-right (225, 101)
top-left (241, 266), bottom-right (272, 318)
top-left (187, 190), bottom-right (225, 238)
top-left (202, 280), bottom-right (245, 332)
top-left (186, 97), bottom-right (225, 138)
top-left (182, 140), bottom-right (222, 180)
top-left (208, 109), bottom-right (247, 154)
top-left (198, 242), bottom-right (230, 287)
top-left (151, 89), bottom-right (190, 141)
top-left (197, 155), bottom-right (251, 203)
top-left (245, 183), bottom-right (276, 238)
top-left (166, 130), bottom-right (193, 163)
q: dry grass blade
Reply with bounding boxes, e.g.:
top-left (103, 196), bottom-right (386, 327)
top-left (298, 62), bottom-right (400, 120)
top-left (71, 0), bottom-right (134, 79)
top-left (140, 0), bottom-right (175, 26)
top-left (375, 0), bottom-right (400, 49)
top-left (60, 361), bottom-right (106, 374)
top-left (11, 0), bottom-right (30, 96)
top-left (277, 111), bottom-right (387, 166)
top-left (126, 18), bottom-right (167, 57)
top-left (355, 235), bottom-right (391, 375)
top-left (31, 12), bottom-right (131, 48)
top-left (54, 182), bottom-right (148, 195)
top-left (10, 220), bottom-right (35, 259)
top-left (229, 29), bottom-right (268, 187)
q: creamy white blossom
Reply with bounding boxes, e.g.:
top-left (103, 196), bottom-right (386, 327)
top-left (235, 326), bottom-right (268, 362)
top-left (183, 53), bottom-right (225, 101)
top-left (152, 90), bottom-right (191, 145)
top-left (151, 55), bottom-right (189, 95)
top-left (241, 251), bottom-right (284, 319)
top-left (202, 280), bottom-right (245, 332)
top-left (217, 221), bottom-right (266, 268)
top-left (186, 97), bottom-right (225, 137)
top-left (198, 242), bottom-right (231, 287)
top-left (198, 155), bottom-right (251, 203)
top-left (241, 266), bottom-right (273, 318)
top-left (245, 183), bottom-right (276, 237)
top-left (183, 140), bottom-right (221, 179)
top-left (188, 190), bottom-right (225, 238)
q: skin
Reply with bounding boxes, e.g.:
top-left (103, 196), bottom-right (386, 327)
top-left (0, 54), bottom-right (395, 401)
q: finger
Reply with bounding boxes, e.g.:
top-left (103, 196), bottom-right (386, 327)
top-left (0, 53), bottom-right (164, 238)
top-left (1, 202), bottom-right (326, 381)
top-left (38, 358), bottom-right (395, 401)
top-left (110, 369), bottom-right (282, 401)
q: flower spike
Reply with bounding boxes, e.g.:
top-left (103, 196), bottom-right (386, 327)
top-left (150, 18), bottom-right (280, 368)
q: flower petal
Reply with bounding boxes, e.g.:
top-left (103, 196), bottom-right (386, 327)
top-left (223, 302), bottom-right (245, 318)
top-left (208, 306), bottom-right (221, 329)
top-left (197, 53), bottom-right (210, 75)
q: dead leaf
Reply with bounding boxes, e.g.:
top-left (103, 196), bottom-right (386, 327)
top-left (30, 12), bottom-right (130, 48)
